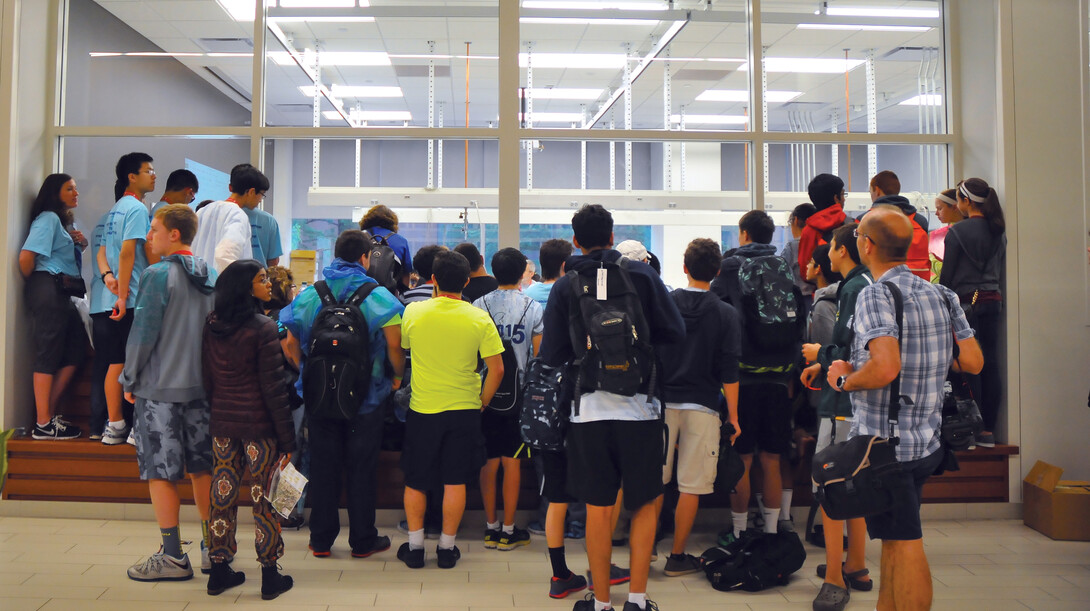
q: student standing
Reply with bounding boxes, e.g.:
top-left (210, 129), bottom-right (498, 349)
top-left (97, 152), bottom-right (158, 445)
top-left (799, 173), bottom-right (848, 272)
top-left (150, 169), bottom-right (199, 219)
top-left (19, 173), bottom-right (88, 440)
top-left (929, 189), bottom-right (965, 282)
top-left (192, 163), bottom-right (262, 273)
top-left (524, 238), bottom-right (573, 310)
top-left (360, 204), bottom-right (413, 291)
top-left (121, 205), bottom-right (217, 582)
top-left (454, 242), bottom-right (499, 302)
top-left (398, 250), bottom-right (505, 570)
top-left (473, 248), bottom-right (544, 552)
top-left (245, 203), bottom-right (284, 268)
top-left (783, 203), bottom-right (818, 305)
top-left (203, 260), bottom-right (296, 600)
top-left (401, 245), bottom-right (447, 304)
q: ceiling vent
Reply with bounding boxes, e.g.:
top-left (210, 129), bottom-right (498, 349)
top-left (198, 38), bottom-right (254, 53)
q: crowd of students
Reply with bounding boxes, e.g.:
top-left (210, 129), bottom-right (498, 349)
top-left (18, 151), bottom-right (1005, 610)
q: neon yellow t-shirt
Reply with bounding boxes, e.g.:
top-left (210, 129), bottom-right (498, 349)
top-left (402, 296), bottom-right (504, 414)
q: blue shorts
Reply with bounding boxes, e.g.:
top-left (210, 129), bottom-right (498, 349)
top-left (864, 448), bottom-right (945, 541)
top-left (134, 398), bottom-right (212, 481)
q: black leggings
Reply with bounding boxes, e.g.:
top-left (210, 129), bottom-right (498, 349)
top-left (964, 301), bottom-right (1003, 432)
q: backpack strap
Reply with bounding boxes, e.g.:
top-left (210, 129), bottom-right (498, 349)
top-left (880, 281), bottom-right (905, 444)
top-left (314, 280), bottom-right (337, 307)
top-left (346, 282), bottom-right (380, 308)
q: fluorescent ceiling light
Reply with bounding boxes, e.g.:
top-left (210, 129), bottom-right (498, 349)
top-left (270, 51), bottom-right (390, 66)
top-left (520, 17), bottom-right (661, 25)
top-left (740, 57), bottom-right (866, 73)
top-left (89, 52), bottom-right (122, 57)
top-left (827, 7), bottom-right (940, 19)
top-left (521, 88), bottom-right (603, 100)
top-left (219, 0), bottom-right (370, 22)
top-left (519, 53), bottom-right (627, 69)
top-left (269, 16), bottom-right (375, 22)
top-left (523, 1), bottom-right (667, 10)
top-left (217, 0), bottom-right (272, 21)
top-left (670, 114), bottom-right (748, 125)
top-left (521, 112), bottom-right (586, 122)
top-left (695, 89), bottom-right (802, 103)
top-left (207, 52), bottom-right (253, 57)
top-left (279, 0), bottom-right (360, 7)
top-left (797, 23), bottom-right (931, 32)
top-left (324, 110), bottom-right (412, 122)
top-left (899, 94), bottom-right (942, 106)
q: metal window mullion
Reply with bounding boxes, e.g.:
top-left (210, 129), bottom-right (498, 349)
top-left (427, 41), bottom-right (435, 190)
top-left (312, 43), bottom-right (321, 188)
top-left (581, 104), bottom-right (587, 190)
top-left (526, 41), bottom-right (533, 190)
top-left (866, 49), bottom-right (877, 182)
top-left (748, 0), bottom-right (766, 209)
top-left (663, 49), bottom-right (672, 191)
top-left (251, 0), bottom-right (267, 168)
top-left (437, 103), bottom-right (444, 189)
top-left (610, 113), bottom-right (616, 191)
top-left (496, 0), bottom-right (519, 248)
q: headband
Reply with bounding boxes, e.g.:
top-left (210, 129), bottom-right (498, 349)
top-left (936, 193), bottom-right (957, 206)
top-left (959, 182), bottom-right (988, 204)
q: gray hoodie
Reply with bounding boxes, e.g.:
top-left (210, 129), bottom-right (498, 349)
top-left (120, 254), bottom-right (217, 403)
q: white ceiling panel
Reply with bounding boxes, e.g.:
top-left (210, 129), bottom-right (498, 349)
top-left (97, 0), bottom-right (162, 22)
top-left (149, 0), bottom-right (236, 22)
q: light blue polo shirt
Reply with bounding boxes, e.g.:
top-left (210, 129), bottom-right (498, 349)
top-left (22, 212), bottom-right (79, 277)
top-left (103, 195), bottom-right (150, 308)
top-left (244, 206), bottom-right (283, 265)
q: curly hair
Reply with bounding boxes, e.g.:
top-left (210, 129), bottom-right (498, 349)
top-left (360, 204), bottom-right (399, 233)
top-left (266, 265), bottom-right (295, 311)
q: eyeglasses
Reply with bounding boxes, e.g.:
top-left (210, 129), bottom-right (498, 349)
top-left (254, 276), bottom-right (271, 285)
top-left (853, 227), bottom-right (876, 245)
top-left (142, 168), bottom-right (156, 176)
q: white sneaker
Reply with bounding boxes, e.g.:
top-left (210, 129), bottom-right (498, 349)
top-left (127, 551), bottom-right (193, 581)
top-left (126, 428), bottom-right (137, 446)
top-left (102, 423), bottom-right (130, 446)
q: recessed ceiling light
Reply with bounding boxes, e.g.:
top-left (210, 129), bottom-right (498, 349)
top-left (740, 57), bottom-right (866, 73)
top-left (522, 1), bottom-right (667, 10)
top-left (521, 88), bottom-right (604, 100)
top-left (520, 17), bottom-right (661, 25)
top-left (796, 23), bottom-right (931, 32)
top-left (670, 114), bottom-right (748, 125)
top-left (519, 53), bottom-right (628, 69)
top-left (324, 110), bottom-right (412, 122)
top-left (695, 89), bottom-right (802, 103)
top-left (826, 7), bottom-right (940, 19)
top-left (899, 94), bottom-right (942, 106)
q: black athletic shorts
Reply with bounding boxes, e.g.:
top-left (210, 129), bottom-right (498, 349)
top-left (92, 308), bottom-right (135, 366)
top-left (26, 273), bottom-right (88, 374)
top-left (400, 408), bottom-right (485, 491)
top-left (865, 448), bottom-right (945, 541)
top-left (734, 382), bottom-right (792, 455)
top-left (540, 449), bottom-right (577, 504)
top-left (567, 419), bottom-right (665, 511)
top-left (481, 409), bottom-right (525, 460)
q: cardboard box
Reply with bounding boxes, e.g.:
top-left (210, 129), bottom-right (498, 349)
top-left (1023, 460), bottom-right (1090, 541)
top-left (289, 250), bottom-right (317, 286)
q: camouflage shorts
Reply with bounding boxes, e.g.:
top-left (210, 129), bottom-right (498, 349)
top-left (133, 398), bottom-right (212, 481)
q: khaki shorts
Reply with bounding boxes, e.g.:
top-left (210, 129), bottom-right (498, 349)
top-left (663, 407), bottom-right (721, 495)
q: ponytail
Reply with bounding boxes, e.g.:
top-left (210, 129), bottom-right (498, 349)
top-left (113, 179), bottom-right (126, 202)
top-left (958, 177), bottom-right (1005, 235)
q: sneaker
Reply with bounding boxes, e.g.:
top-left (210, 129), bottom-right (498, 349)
top-left (397, 542), bottom-right (425, 569)
top-left (778, 518), bottom-right (796, 533)
top-left (126, 428), bottom-right (137, 446)
top-left (308, 544), bottom-right (331, 558)
top-left (717, 530), bottom-right (737, 547)
top-left (397, 520), bottom-right (441, 539)
top-left (497, 527), bottom-right (531, 551)
top-left (102, 422), bottom-right (130, 446)
top-left (206, 562), bottom-right (245, 596)
top-left (572, 592), bottom-right (602, 611)
top-left (549, 572), bottom-right (588, 599)
top-left (565, 520), bottom-right (586, 540)
top-left (127, 551), bottom-right (193, 582)
top-left (483, 528), bottom-right (501, 549)
top-left (436, 545), bottom-right (461, 569)
top-left (351, 535), bottom-right (391, 558)
top-left (201, 542), bottom-right (210, 574)
top-left (278, 514), bottom-right (305, 530)
top-left (587, 564), bottom-right (630, 590)
top-left (622, 600), bottom-right (660, 611)
top-left (31, 417), bottom-right (81, 440)
top-left (89, 432), bottom-right (103, 441)
top-left (663, 553), bottom-right (704, 577)
top-left (527, 520), bottom-right (546, 536)
top-left (976, 432), bottom-right (996, 448)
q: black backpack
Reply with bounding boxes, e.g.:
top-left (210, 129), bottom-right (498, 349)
top-left (566, 259), bottom-right (655, 416)
top-left (519, 359), bottom-right (568, 451)
top-left (302, 280), bottom-right (377, 421)
top-left (481, 299), bottom-right (533, 413)
top-left (702, 531), bottom-right (806, 592)
top-left (367, 233), bottom-right (402, 295)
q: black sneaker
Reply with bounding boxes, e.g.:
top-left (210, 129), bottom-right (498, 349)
top-left (622, 599), bottom-right (660, 611)
top-left (497, 527), bottom-right (530, 551)
top-left (436, 545), bottom-right (461, 569)
top-left (483, 528), bottom-right (501, 549)
top-left (32, 417), bottom-right (81, 440)
top-left (396, 542), bottom-right (425, 569)
top-left (573, 592), bottom-right (606, 610)
top-left (587, 564), bottom-right (630, 590)
top-left (549, 572), bottom-right (588, 599)
top-left (976, 432), bottom-right (996, 448)
top-left (663, 553), bottom-right (704, 577)
top-left (351, 535), bottom-right (391, 558)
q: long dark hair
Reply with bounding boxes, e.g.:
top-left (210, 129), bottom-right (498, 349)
top-left (958, 177), bottom-right (1005, 235)
top-left (212, 259), bottom-right (265, 327)
top-left (30, 173), bottom-right (75, 229)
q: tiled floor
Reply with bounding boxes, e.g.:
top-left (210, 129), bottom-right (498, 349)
top-left (0, 515), bottom-right (1088, 610)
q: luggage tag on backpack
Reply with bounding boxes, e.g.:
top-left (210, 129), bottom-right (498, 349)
top-left (596, 268), bottom-right (608, 301)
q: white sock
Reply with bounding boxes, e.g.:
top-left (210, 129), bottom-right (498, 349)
top-left (594, 598), bottom-right (612, 611)
top-left (502, 523), bottom-right (514, 535)
top-left (486, 521), bottom-right (500, 531)
top-left (780, 490), bottom-right (793, 521)
top-left (762, 507), bottom-right (779, 533)
top-left (439, 532), bottom-right (456, 550)
top-left (627, 592), bottom-right (647, 609)
top-left (408, 528), bottom-right (425, 550)
top-left (37, 420), bottom-right (50, 427)
top-left (732, 511), bottom-right (748, 536)
top-left (108, 420), bottom-right (126, 430)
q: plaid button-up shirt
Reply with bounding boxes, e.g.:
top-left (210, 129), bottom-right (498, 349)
top-left (848, 265), bottom-right (975, 462)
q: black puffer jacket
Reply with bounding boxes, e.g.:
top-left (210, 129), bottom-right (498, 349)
top-left (202, 313), bottom-right (296, 453)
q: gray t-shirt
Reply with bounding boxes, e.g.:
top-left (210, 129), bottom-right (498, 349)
top-left (473, 289), bottom-right (544, 374)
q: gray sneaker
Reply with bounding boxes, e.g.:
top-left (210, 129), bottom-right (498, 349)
top-left (127, 551), bottom-right (193, 582)
top-left (663, 553), bottom-right (704, 577)
top-left (778, 518), bottom-right (796, 533)
top-left (102, 423), bottom-right (130, 446)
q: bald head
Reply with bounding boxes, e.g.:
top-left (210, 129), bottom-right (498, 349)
top-left (861, 205), bottom-right (913, 262)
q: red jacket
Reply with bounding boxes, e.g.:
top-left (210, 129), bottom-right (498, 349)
top-left (798, 204), bottom-right (847, 271)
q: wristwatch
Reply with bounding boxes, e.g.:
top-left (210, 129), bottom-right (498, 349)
top-left (835, 375), bottom-right (848, 391)
top-left (100, 270), bottom-right (113, 281)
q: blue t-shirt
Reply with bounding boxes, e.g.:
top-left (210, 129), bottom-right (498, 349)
top-left (103, 195), bottom-right (151, 308)
top-left (22, 212), bottom-right (79, 276)
top-left (367, 226), bottom-right (413, 275)
top-left (523, 281), bottom-right (554, 310)
top-left (88, 218), bottom-right (114, 314)
top-left (473, 289), bottom-right (544, 374)
top-left (149, 200), bottom-right (168, 221)
top-left (244, 207), bottom-right (284, 265)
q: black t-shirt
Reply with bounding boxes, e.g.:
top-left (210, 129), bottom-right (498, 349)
top-left (462, 275), bottom-right (499, 303)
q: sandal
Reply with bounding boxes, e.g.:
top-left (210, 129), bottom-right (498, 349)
top-left (813, 582), bottom-right (850, 611)
top-left (816, 563), bottom-right (873, 592)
